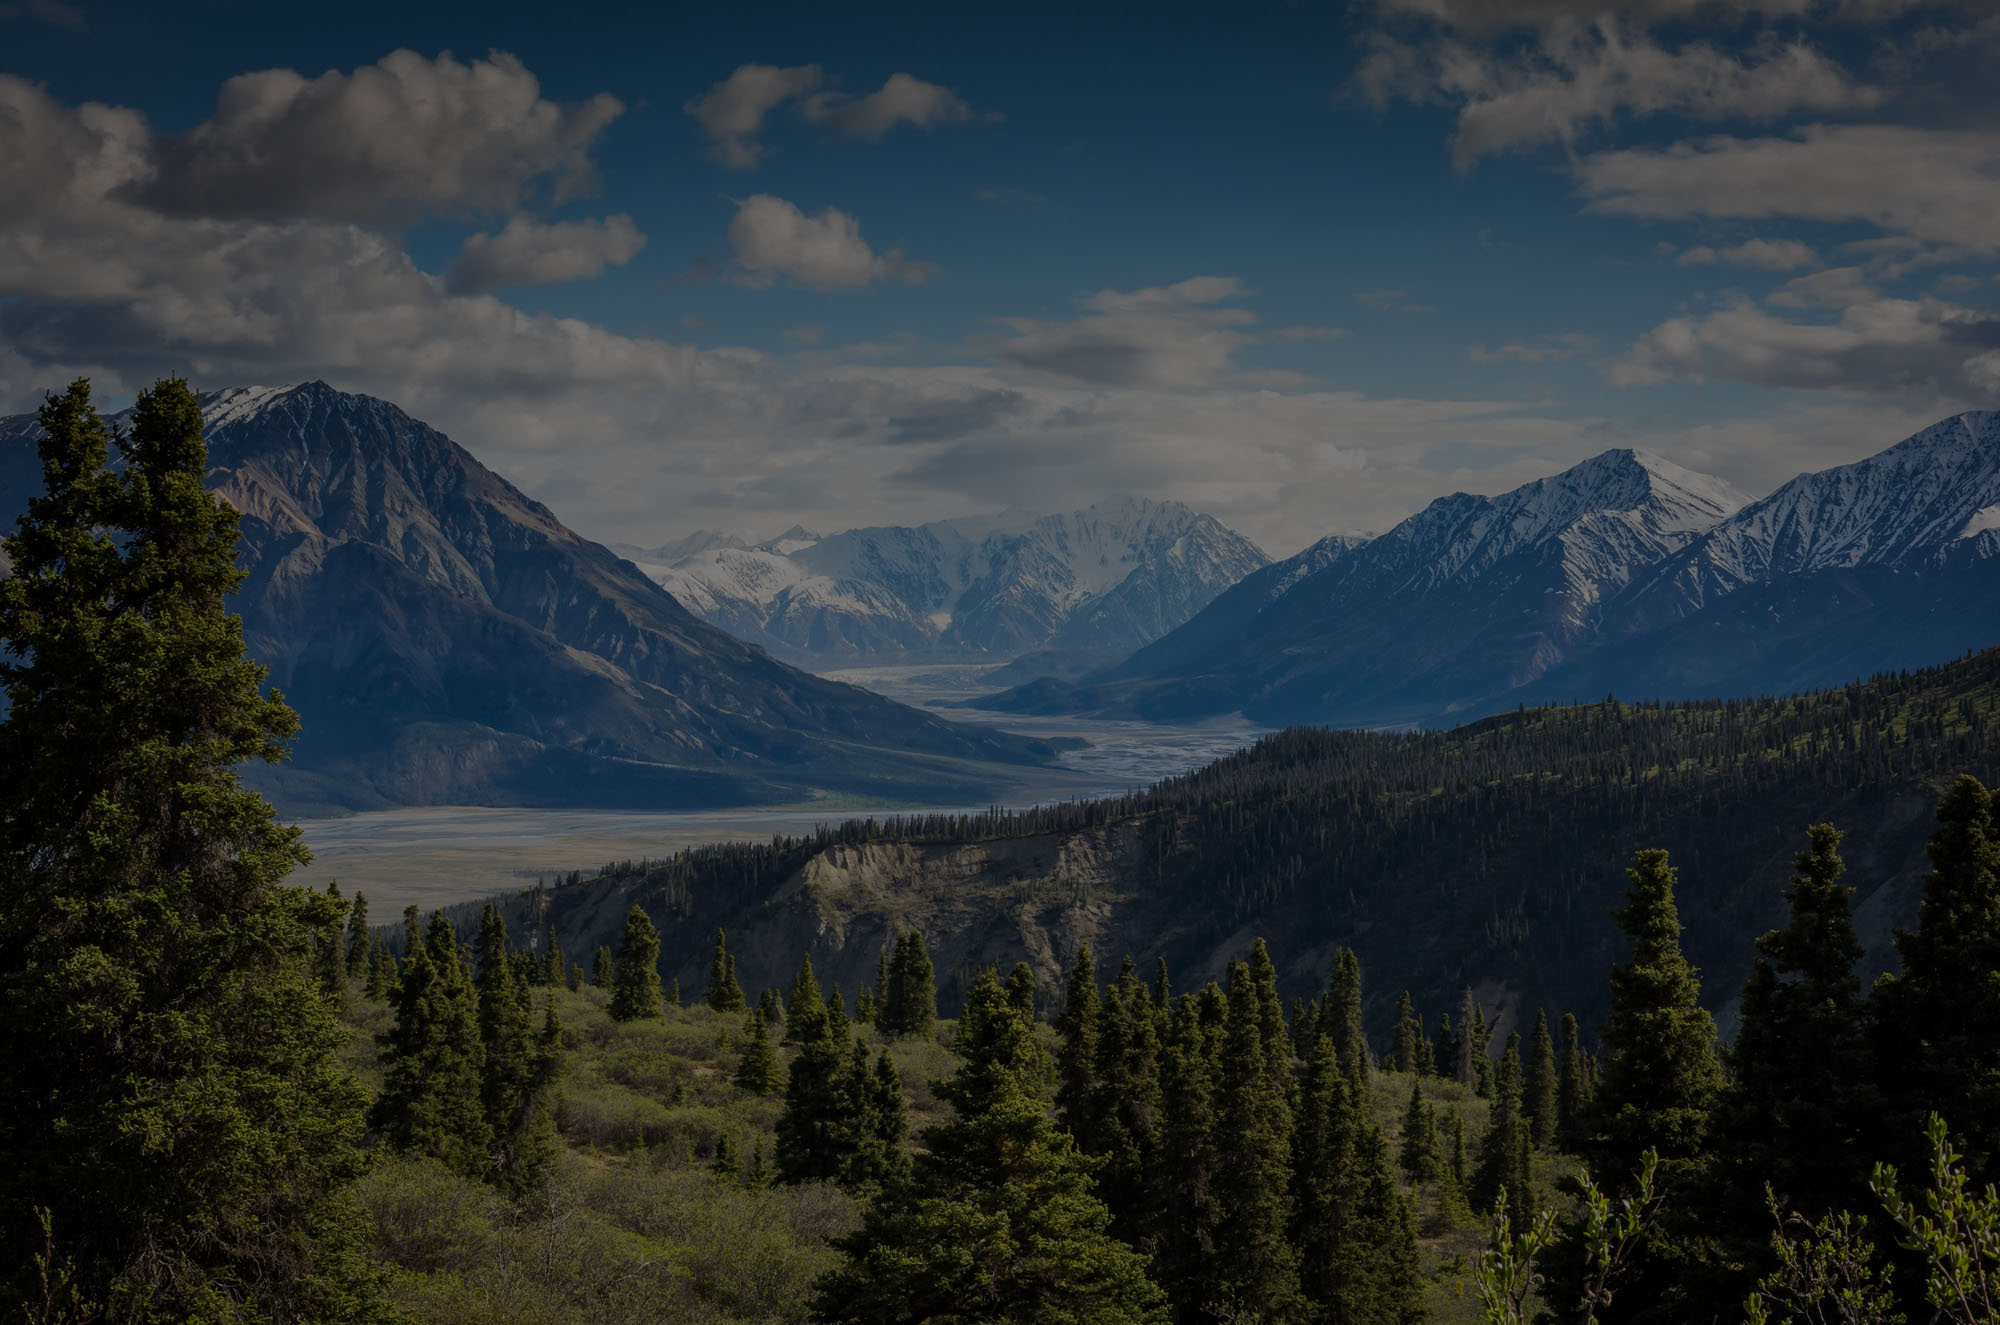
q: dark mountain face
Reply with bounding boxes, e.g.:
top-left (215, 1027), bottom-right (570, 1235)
top-left (977, 423), bottom-right (2000, 727)
top-left (0, 383), bottom-right (1057, 814)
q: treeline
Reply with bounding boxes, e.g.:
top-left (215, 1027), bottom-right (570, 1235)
top-left (503, 646), bottom-right (2000, 1029)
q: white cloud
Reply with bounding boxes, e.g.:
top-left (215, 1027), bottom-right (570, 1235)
top-left (1468, 332), bottom-right (1596, 363)
top-left (724, 194), bottom-right (936, 292)
top-left (1354, 16), bottom-right (1879, 167)
top-left (144, 50), bottom-right (623, 223)
top-left (986, 277), bottom-right (1266, 387)
top-left (1577, 125), bottom-right (2000, 253)
top-left (0, 0), bottom-right (85, 30)
top-left (1676, 237), bottom-right (1820, 269)
top-left (801, 72), bottom-right (989, 140)
top-left (445, 214), bottom-right (645, 293)
top-left (683, 63), bottom-right (824, 171)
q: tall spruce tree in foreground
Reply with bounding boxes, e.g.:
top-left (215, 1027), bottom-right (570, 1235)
top-left (811, 969), bottom-right (1166, 1324)
top-left (0, 379), bottom-right (379, 1320)
top-left (1573, 847), bottom-right (1725, 1325)
top-left (1556, 1012), bottom-right (1587, 1144)
top-left (345, 890), bottom-right (371, 977)
top-left (1871, 775), bottom-right (2000, 1187)
top-left (609, 905), bottom-right (665, 1021)
top-left (1208, 960), bottom-right (1301, 1320)
top-left (1716, 822), bottom-right (1869, 1270)
top-left (736, 1009), bottom-right (786, 1095)
top-left (1523, 1009), bottom-right (1559, 1151)
top-left (1057, 942), bottom-right (1101, 1134)
top-left (1473, 1035), bottom-right (1535, 1226)
top-left (880, 929), bottom-right (938, 1039)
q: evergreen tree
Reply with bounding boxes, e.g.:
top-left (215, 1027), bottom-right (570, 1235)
top-left (1557, 1012), bottom-right (1586, 1145)
top-left (1471, 1003), bottom-right (1493, 1096)
top-left (473, 904), bottom-right (550, 1192)
top-left (540, 919), bottom-right (561, 986)
top-left (1056, 942), bottom-right (1100, 1134)
top-left (1249, 938), bottom-right (1292, 1081)
top-left (1523, 1008), bottom-right (1559, 1151)
top-left (591, 945), bottom-right (613, 989)
top-left (1454, 989), bottom-right (1478, 1088)
top-left (667, 976), bottom-right (680, 1008)
top-left (1005, 960), bottom-right (1037, 1020)
top-left (373, 913), bottom-right (492, 1178)
top-left (1871, 776), bottom-right (2000, 1186)
top-left (1155, 992), bottom-right (1224, 1316)
top-left (1573, 847), bottom-right (1725, 1325)
top-left (1398, 1075), bottom-right (1441, 1185)
top-left (856, 984), bottom-right (876, 1023)
top-left (1472, 1034), bottom-right (1534, 1226)
top-left (777, 990), bottom-right (853, 1184)
top-left (1208, 960), bottom-right (1300, 1320)
top-left (1087, 956), bottom-right (1164, 1249)
top-left (1717, 822), bottom-right (1870, 1261)
top-left (760, 986), bottom-right (783, 1025)
top-left (1153, 956), bottom-right (1171, 1010)
top-left (1392, 991), bottom-right (1421, 1075)
top-left (811, 970), bottom-right (1166, 1324)
top-left (345, 890), bottom-right (371, 978)
top-left (365, 943), bottom-right (394, 1001)
top-left (0, 378), bottom-right (379, 1320)
top-left (1326, 947), bottom-right (1368, 1089)
top-left (712, 1134), bottom-right (740, 1180)
top-left (566, 961), bottom-right (581, 992)
top-left (609, 905), bottom-right (665, 1022)
top-left (789, 954), bottom-right (829, 1044)
top-left (881, 930), bottom-right (938, 1040)
top-left (706, 927), bottom-right (746, 1012)
top-left (736, 1009), bottom-right (786, 1096)
top-left (316, 880), bottom-right (350, 1004)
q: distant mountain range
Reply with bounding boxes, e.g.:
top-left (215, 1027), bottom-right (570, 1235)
top-left (0, 383), bottom-right (1058, 815)
top-left (972, 414), bottom-right (2000, 726)
top-left (618, 500), bottom-right (1269, 668)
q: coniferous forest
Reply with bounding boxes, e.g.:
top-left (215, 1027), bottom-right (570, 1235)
top-left (3, 382), bottom-right (1999, 1324)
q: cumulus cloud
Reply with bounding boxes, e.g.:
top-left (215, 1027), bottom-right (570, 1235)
top-left (724, 194), bottom-right (935, 291)
top-left (144, 49), bottom-right (623, 223)
top-left (1577, 125), bottom-right (2000, 253)
top-left (1354, 15), bottom-right (1879, 166)
top-left (1608, 283), bottom-right (2000, 404)
top-left (685, 64), bottom-right (991, 169)
top-left (801, 72), bottom-right (989, 140)
top-left (445, 214), bottom-right (645, 293)
top-left (684, 63), bottom-right (824, 170)
top-left (1676, 237), bottom-right (1820, 269)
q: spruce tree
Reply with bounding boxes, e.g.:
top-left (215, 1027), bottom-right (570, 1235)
top-left (667, 976), bottom-right (680, 1008)
top-left (1208, 959), bottom-right (1300, 1320)
top-left (736, 1008), bottom-right (786, 1096)
top-left (1472, 1034), bottom-right (1534, 1226)
top-left (882, 929), bottom-right (937, 1040)
top-left (1718, 822), bottom-right (1869, 1258)
top-left (788, 954), bottom-right (829, 1044)
top-left (1556, 1011), bottom-right (1585, 1144)
top-left (1155, 992), bottom-right (1223, 1315)
top-left (1454, 990), bottom-right (1478, 1087)
top-left (1249, 937), bottom-right (1292, 1081)
top-left (1056, 942), bottom-right (1100, 1134)
top-left (373, 912), bottom-right (492, 1177)
top-left (855, 984), bottom-right (876, 1023)
top-left (811, 970), bottom-right (1166, 1324)
top-left (777, 990), bottom-right (854, 1184)
top-left (473, 904), bottom-right (549, 1192)
top-left (1152, 956), bottom-right (1171, 1009)
top-left (706, 927), bottom-right (746, 1012)
top-left (591, 945), bottom-right (613, 988)
top-left (365, 943), bottom-right (394, 1001)
top-left (1392, 991), bottom-right (1421, 1075)
top-left (345, 890), bottom-right (371, 978)
top-left (1087, 956), bottom-right (1164, 1249)
top-left (317, 880), bottom-right (350, 1005)
top-left (1399, 1075), bottom-right (1441, 1185)
top-left (1573, 848), bottom-right (1725, 1325)
top-left (1326, 947), bottom-right (1368, 1089)
top-left (609, 905), bottom-right (665, 1022)
top-left (1523, 1008), bottom-right (1559, 1151)
top-left (0, 378), bottom-right (379, 1320)
top-left (1871, 776), bottom-right (2000, 1185)
top-left (1005, 960), bottom-right (1037, 1020)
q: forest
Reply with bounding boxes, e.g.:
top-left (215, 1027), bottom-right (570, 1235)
top-left (2, 379), bottom-right (1997, 1325)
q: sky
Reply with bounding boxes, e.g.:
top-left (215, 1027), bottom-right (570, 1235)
top-left (3, 0), bottom-right (1999, 556)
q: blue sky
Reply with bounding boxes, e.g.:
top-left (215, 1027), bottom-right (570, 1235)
top-left (4, 0), bottom-right (1999, 553)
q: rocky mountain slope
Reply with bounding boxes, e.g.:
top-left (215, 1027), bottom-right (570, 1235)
top-left (976, 448), bottom-right (1755, 725)
top-left (631, 500), bottom-right (1268, 667)
top-left (0, 383), bottom-right (1057, 814)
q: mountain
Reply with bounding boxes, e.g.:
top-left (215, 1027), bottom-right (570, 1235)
top-left (0, 383), bottom-right (1058, 815)
top-left (483, 648), bottom-right (2000, 1044)
top-left (634, 499), bottom-right (1269, 667)
top-left (973, 448), bottom-right (1753, 725)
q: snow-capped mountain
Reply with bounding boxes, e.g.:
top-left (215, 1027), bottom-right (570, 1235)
top-left (981, 448), bottom-right (1755, 724)
top-left (635, 499), bottom-right (1269, 665)
top-left (981, 418), bottom-right (2000, 726)
top-left (0, 383), bottom-right (1055, 812)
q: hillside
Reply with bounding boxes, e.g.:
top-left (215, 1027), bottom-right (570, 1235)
top-left (0, 384), bottom-right (1058, 815)
top-left (478, 648), bottom-right (2000, 1043)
